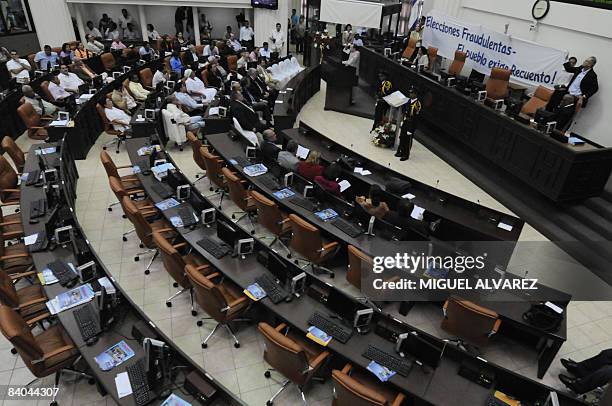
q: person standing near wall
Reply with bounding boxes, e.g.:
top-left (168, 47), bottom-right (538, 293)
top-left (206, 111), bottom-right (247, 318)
top-left (269, 23), bottom-right (285, 58)
top-left (175, 6), bottom-right (187, 37)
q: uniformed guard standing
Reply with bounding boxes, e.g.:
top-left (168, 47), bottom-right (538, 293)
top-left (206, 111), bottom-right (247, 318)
top-left (371, 70), bottom-right (394, 132)
top-left (396, 87), bottom-right (421, 161)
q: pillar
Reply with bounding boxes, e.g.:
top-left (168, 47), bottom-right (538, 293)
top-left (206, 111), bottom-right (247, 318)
top-left (74, 3), bottom-right (86, 42)
top-left (192, 6), bottom-right (201, 46)
top-left (29, 0), bottom-right (75, 48)
top-left (138, 5), bottom-right (147, 41)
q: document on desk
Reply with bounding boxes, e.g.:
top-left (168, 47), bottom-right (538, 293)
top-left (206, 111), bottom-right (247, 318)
top-left (402, 193), bottom-right (416, 200)
top-left (354, 167), bottom-right (372, 176)
top-left (208, 106), bottom-right (219, 116)
top-left (114, 372), bottom-right (133, 398)
top-left (497, 222), bottom-right (513, 232)
top-left (383, 91), bottom-right (409, 108)
top-left (24, 234), bottom-right (38, 246)
top-left (296, 145), bottom-right (310, 160)
top-left (338, 180), bottom-right (351, 192)
top-left (410, 205), bottom-right (425, 220)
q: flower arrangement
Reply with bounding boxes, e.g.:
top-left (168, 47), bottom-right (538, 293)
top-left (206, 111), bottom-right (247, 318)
top-left (372, 123), bottom-right (396, 148)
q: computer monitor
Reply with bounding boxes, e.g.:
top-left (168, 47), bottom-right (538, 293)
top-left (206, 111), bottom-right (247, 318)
top-left (44, 206), bottom-right (60, 236)
top-left (54, 225), bottom-right (74, 246)
top-left (77, 261), bottom-right (97, 283)
top-left (144, 338), bottom-right (168, 390)
top-left (58, 111), bottom-right (70, 121)
top-left (477, 90), bottom-right (487, 102)
top-left (236, 238), bottom-right (255, 257)
top-left (98, 286), bottom-right (115, 330)
top-left (43, 169), bottom-right (58, 184)
top-left (201, 208), bottom-right (216, 226)
top-left (284, 172), bottom-right (294, 187)
top-left (189, 193), bottom-right (207, 214)
top-left (544, 392), bottom-right (560, 406)
top-left (396, 331), bottom-right (442, 369)
top-left (123, 65), bottom-right (131, 73)
top-left (326, 288), bottom-right (357, 323)
top-left (291, 272), bottom-right (307, 296)
top-left (144, 109), bottom-right (155, 120)
top-left (112, 71), bottom-right (122, 80)
top-left (267, 251), bottom-right (288, 284)
top-left (176, 185), bottom-right (191, 201)
top-left (166, 80), bottom-right (175, 90)
top-left (217, 219), bottom-right (237, 247)
top-left (165, 170), bottom-right (183, 191)
top-left (246, 146), bottom-right (257, 160)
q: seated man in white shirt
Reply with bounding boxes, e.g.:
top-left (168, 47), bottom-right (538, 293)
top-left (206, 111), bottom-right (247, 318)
top-left (173, 82), bottom-right (204, 112)
top-left (103, 98), bottom-right (131, 133)
top-left (237, 51), bottom-right (249, 71)
top-left (58, 65), bottom-right (84, 94)
top-left (259, 42), bottom-right (271, 60)
top-left (48, 75), bottom-right (72, 103)
top-left (184, 69), bottom-right (217, 104)
top-left (227, 34), bottom-right (242, 53)
top-left (85, 35), bottom-right (104, 55)
top-left (86, 20), bottom-right (102, 39)
top-left (6, 50), bottom-right (31, 84)
top-left (138, 42), bottom-right (157, 61)
top-left (128, 73), bottom-right (150, 101)
top-left (124, 23), bottom-right (139, 41)
top-left (22, 85), bottom-right (58, 117)
top-left (166, 103), bottom-right (206, 136)
top-left (203, 41), bottom-right (219, 58)
top-left (152, 66), bottom-right (169, 89)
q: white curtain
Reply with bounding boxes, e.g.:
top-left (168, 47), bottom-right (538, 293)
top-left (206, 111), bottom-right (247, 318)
top-left (320, 0), bottom-right (383, 29)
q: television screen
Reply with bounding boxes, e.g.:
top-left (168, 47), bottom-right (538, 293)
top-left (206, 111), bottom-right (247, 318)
top-left (251, 0), bottom-right (278, 9)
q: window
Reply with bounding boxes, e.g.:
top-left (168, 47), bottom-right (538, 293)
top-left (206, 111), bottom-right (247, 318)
top-left (0, 0), bottom-right (35, 36)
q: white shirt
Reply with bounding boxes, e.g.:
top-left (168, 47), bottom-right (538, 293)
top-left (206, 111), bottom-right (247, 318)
top-left (87, 27), bottom-right (102, 38)
top-left (269, 30), bottom-right (285, 53)
top-left (229, 39), bottom-right (242, 52)
top-left (105, 106), bottom-right (131, 132)
top-left (569, 69), bottom-right (589, 97)
top-left (152, 70), bottom-right (167, 88)
top-left (259, 48), bottom-right (271, 59)
top-left (48, 81), bottom-right (71, 100)
top-left (59, 72), bottom-right (84, 91)
top-left (353, 38), bottom-right (364, 47)
top-left (203, 45), bottom-right (218, 57)
top-left (185, 77), bottom-right (217, 102)
top-left (6, 58), bottom-right (31, 83)
top-left (86, 40), bottom-right (104, 54)
top-left (24, 95), bottom-right (57, 116)
top-left (343, 50), bottom-right (360, 74)
top-left (240, 26), bottom-right (254, 42)
top-left (147, 30), bottom-right (161, 41)
top-left (166, 103), bottom-right (193, 126)
top-left (118, 14), bottom-right (133, 30)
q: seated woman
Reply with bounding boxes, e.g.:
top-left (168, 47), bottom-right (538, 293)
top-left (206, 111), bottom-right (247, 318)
top-left (314, 162), bottom-right (342, 197)
top-left (356, 184), bottom-right (389, 219)
top-left (298, 150), bottom-right (324, 181)
top-left (173, 32), bottom-right (188, 50)
top-left (169, 51), bottom-right (184, 76)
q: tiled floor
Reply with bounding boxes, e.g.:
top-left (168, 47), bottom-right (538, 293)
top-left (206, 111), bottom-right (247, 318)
top-left (2, 73), bottom-right (611, 406)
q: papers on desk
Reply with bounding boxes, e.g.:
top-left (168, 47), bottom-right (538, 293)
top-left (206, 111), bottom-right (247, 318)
top-left (338, 180), bottom-right (351, 193)
top-left (273, 188), bottom-right (295, 200)
top-left (275, 100), bottom-right (283, 104)
top-left (354, 167), bottom-right (372, 176)
top-left (94, 340), bottom-right (135, 371)
top-left (135, 117), bottom-right (146, 122)
top-left (244, 163), bottom-right (268, 177)
top-left (367, 361), bottom-right (396, 382)
top-left (37, 268), bottom-right (59, 285)
top-left (401, 193), bottom-right (416, 200)
top-left (161, 393), bottom-right (191, 406)
top-left (46, 284), bottom-right (95, 315)
top-left (114, 372), bottom-right (132, 398)
top-left (98, 276), bottom-right (116, 294)
top-left (296, 145), bottom-right (310, 160)
top-left (34, 147), bottom-right (56, 155)
top-left (24, 233), bottom-right (38, 246)
top-left (410, 205), bottom-right (425, 221)
top-left (208, 106), bottom-right (220, 116)
top-left (497, 222), bottom-right (513, 232)
top-left (545, 301), bottom-right (564, 314)
top-left (383, 91), bottom-right (409, 108)
top-left (569, 137), bottom-right (585, 145)
top-left (315, 208), bottom-right (338, 222)
top-left (136, 145), bottom-right (161, 156)
top-left (286, 88), bottom-right (293, 91)
top-left (306, 326), bottom-right (332, 346)
top-left (278, 90), bottom-right (287, 94)
top-left (244, 283), bottom-right (266, 301)
top-left (152, 162), bottom-right (176, 181)
top-left (49, 119), bottom-right (69, 127)
top-left (155, 198), bottom-right (180, 211)
top-left (78, 93), bottom-right (94, 102)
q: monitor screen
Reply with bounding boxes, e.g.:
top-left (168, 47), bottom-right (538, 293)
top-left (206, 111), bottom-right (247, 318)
top-left (55, 225), bottom-right (73, 245)
top-left (217, 219), bottom-right (237, 247)
top-left (251, 0), bottom-right (278, 9)
top-left (326, 288), bottom-right (356, 322)
top-left (201, 208), bottom-right (216, 226)
top-left (400, 332), bottom-right (442, 369)
top-left (267, 252), bottom-right (288, 284)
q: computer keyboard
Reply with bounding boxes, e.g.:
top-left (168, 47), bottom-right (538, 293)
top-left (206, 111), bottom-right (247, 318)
top-left (178, 207), bottom-right (196, 227)
top-left (255, 273), bottom-right (289, 304)
top-left (25, 170), bottom-right (41, 186)
top-left (29, 198), bottom-right (47, 219)
top-left (126, 359), bottom-right (152, 406)
top-left (257, 174), bottom-right (280, 190)
top-left (362, 345), bottom-right (413, 377)
top-left (331, 217), bottom-right (364, 238)
top-left (197, 236), bottom-right (231, 259)
top-left (232, 156), bottom-right (250, 167)
top-left (307, 311), bottom-right (353, 344)
top-left (288, 195), bottom-right (317, 212)
top-left (73, 303), bottom-right (101, 341)
top-left (47, 260), bottom-right (78, 287)
top-left (151, 183), bottom-right (173, 199)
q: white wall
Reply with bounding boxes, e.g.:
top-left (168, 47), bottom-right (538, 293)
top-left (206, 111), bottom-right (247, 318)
top-left (253, 1), bottom-right (290, 49)
top-left (29, 0), bottom-right (75, 49)
top-left (426, 0), bottom-right (612, 146)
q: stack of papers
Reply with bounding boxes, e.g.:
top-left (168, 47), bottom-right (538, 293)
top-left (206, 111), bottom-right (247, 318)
top-left (24, 233), bottom-right (38, 246)
top-left (152, 163), bottom-right (176, 181)
top-left (338, 180), bottom-right (351, 193)
top-left (273, 188), bottom-right (295, 200)
top-left (114, 372), bottom-right (132, 398)
top-left (94, 341), bottom-right (135, 371)
top-left (244, 283), bottom-right (266, 301)
top-left (366, 361), bottom-right (396, 382)
top-left (410, 205), bottom-right (425, 220)
top-left (49, 119), bottom-right (69, 127)
top-left (155, 198), bottom-right (180, 211)
top-left (136, 145), bottom-right (161, 156)
top-left (46, 284), bottom-right (95, 315)
top-left (208, 106), bottom-right (220, 116)
top-left (354, 167), bottom-right (372, 176)
top-left (306, 326), bottom-right (332, 346)
top-left (497, 222), bottom-right (513, 232)
top-left (296, 145), bottom-right (310, 160)
top-left (244, 163), bottom-right (268, 177)
top-left (383, 91), bottom-right (409, 108)
top-left (401, 193), bottom-right (416, 200)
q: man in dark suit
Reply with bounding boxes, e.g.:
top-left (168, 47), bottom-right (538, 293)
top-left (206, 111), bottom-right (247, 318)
top-left (260, 129), bottom-right (280, 162)
top-left (563, 56), bottom-right (598, 108)
top-left (247, 68), bottom-right (278, 107)
top-left (230, 91), bottom-right (267, 133)
top-left (182, 45), bottom-right (200, 71)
